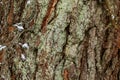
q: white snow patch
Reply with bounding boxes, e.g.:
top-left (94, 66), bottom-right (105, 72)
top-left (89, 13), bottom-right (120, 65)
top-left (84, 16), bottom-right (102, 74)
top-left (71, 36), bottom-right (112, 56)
top-left (0, 2), bottom-right (3, 5)
top-left (13, 23), bottom-right (24, 31)
top-left (21, 54), bottom-right (26, 61)
top-left (22, 43), bottom-right (29, 49)
top-left (111, 14), bottom-right (115, 19)
top-left (19, 43), bottom-right (22, 45)
top-left (27, 0), bottom-right (31, 4)
top-left (1, 75), bottom-right (5, 79)
top-left (0, 45), bottom-right (6, 51)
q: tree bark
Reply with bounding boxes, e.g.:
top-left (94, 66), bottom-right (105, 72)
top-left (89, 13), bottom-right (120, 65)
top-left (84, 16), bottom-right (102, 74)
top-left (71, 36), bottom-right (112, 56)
top-left (0, 0), bottom-right (120, 80)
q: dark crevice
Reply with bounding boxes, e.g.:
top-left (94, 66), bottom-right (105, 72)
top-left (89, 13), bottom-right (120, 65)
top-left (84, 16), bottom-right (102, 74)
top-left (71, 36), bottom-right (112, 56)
top-left (100, 47), bottom-right (106, 63)
top-left (83, 0), bottom-right (89, 5)
top-left (84, 26), bottom-right (94, 38)
top-left (65, 23), bottom-right (71, 35)
top-left (33, 48), bottom-right (38, 80)
top-left (19, 0), bottom-right (27, 21)
top-left (47, 14), bottom-right (58, 25)
top-left (8, 60), bottom-right (16, 80)
top-left (103, 58), bottom-right (113, 74)
top-left (96, 0), bottom-right (104, 6)
top-left (94, 48), bottom-right (101, 80)
top-left (100, 28), bottom-right (110, 63)
top-left (18, 29), bottom-right (35, 42)
top-left (0, 3), bottom-right (4, 25)
top-left (33, 63), bottom-right (38, 80)
top-left (107, 58), bottom-right (113, 68)
top-left (118, 49), bottom-right (120, 60)
top-left (62, 22), bottom-right (70, 54)
top-left (104, 26), bottom-right (111, 40)
top-left (78, 32), bottom-right (89, 80)
top-left (117, 69), bottom-right (120, 80)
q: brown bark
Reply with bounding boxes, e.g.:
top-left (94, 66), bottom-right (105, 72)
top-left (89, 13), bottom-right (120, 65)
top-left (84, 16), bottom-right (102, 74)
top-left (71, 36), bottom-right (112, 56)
top-left (0, 0), bottom-right (120, 80)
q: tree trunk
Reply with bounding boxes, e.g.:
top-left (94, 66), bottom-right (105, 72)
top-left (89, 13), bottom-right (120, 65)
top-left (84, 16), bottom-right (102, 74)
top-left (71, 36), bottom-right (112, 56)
top-left (0, 0), bottom-right (120, 80)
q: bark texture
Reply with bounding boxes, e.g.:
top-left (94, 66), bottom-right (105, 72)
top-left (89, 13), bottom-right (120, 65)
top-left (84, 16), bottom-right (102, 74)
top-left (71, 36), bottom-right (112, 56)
top-left (0, 0), bottom-right (120, 80)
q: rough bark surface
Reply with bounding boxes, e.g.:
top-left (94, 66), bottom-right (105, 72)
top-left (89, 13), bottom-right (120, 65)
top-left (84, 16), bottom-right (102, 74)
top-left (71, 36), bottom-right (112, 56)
top-left (0, 0), bottom-right (120, 80)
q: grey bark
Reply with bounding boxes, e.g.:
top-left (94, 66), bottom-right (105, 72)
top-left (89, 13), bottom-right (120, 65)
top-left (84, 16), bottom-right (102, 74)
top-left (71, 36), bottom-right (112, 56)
top-left (0, 0), bottom-right (120, 80)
